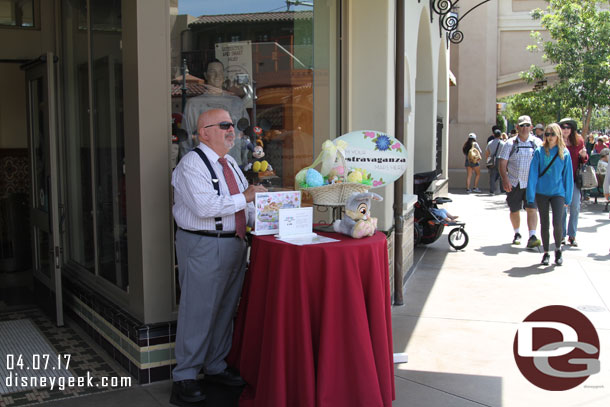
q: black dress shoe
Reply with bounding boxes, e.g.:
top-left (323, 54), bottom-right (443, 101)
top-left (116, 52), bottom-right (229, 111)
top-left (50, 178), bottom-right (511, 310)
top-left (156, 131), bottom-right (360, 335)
top-left (170, 379), bottom-right (206, 405)
top-left (205, 367), bottom-right (246, 387)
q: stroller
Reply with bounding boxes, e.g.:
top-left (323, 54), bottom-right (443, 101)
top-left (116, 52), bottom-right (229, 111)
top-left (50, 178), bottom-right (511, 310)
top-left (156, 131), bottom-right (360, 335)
top-left (413, 171), bottom-right (469, 250)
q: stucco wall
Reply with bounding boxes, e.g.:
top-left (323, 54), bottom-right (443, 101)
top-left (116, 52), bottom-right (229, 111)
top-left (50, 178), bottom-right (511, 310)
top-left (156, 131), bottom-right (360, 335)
top-left (449, 0), bottom-right (498, 189)
top-left (345, 1), bottom-right (449, 228)
top-left (346, 0), bottom-right (396, 231)
top-left (497, 0), bottom-right (552, 97)
top-left (448, 0), bottom-right (551, 189)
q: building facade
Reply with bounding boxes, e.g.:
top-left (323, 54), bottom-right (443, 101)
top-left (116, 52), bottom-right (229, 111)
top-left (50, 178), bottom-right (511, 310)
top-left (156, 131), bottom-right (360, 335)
top-left (0, 0), bottom-right (450, 383)
top-left (448, 0), bottom-right (551, 187)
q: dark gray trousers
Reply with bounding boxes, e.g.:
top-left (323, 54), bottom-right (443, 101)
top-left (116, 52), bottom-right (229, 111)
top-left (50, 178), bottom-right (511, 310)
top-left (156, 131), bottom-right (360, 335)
top-left (535, 194), bottom-right (565, 252)
top-left (172, 229), bottom-right (247, 381)
top-left (488, 166), bottom-right (502, 194)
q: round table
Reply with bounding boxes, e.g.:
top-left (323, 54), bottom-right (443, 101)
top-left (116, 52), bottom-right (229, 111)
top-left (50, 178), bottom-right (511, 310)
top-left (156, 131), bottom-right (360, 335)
top-left (228, 231), bottom-right (395, 407)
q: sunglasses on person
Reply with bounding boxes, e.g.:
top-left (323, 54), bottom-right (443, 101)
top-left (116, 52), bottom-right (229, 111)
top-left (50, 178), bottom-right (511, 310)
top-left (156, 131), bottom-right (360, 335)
top-left (519, 123), bottom-right (531, 128)
top-left (560, 124), bottom-right (572, 130)
top-left (544, 132), bottom-right (558, 138)
top-left (204, 121), bottom-right (235, 130)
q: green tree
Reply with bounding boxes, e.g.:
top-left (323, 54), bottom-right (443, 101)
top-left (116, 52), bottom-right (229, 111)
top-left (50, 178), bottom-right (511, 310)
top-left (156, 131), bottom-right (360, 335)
top-left (521, 0), bottom-right (610, 137)
top-left (590, 107), bottom-right (610, 132)
top-left (500, 87), bottom-right (580, 128)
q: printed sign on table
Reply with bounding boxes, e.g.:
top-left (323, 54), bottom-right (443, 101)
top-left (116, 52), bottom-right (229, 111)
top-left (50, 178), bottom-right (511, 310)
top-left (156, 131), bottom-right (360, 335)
top-left (278, 207), bottom-right (314, 238)
top-left (252, 191), bottom-right (301, 235)
top-left (335, 130), bottom-right (408, 188)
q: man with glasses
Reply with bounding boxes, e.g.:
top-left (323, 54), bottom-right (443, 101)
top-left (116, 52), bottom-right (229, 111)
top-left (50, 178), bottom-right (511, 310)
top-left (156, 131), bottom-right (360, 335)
top-left (497, 115), bottom-right (543, 247)
top-left (171, 109), bottom-right (267, 404)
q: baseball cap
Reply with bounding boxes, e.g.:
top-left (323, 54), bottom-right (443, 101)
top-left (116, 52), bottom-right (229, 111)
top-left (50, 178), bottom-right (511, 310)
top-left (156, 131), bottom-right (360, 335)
top-left (468, 133), bottom-right (477, 140)
top-left (534, 123), bottom-right (544, 130)
top-left (518, 115), bottom-right (532, 126)
top-left (493, 129), bottom-right (501, 137)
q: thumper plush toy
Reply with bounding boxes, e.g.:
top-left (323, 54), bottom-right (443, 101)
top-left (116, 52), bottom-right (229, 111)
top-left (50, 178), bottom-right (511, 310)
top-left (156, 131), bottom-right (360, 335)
top-left (333, 192), bottom-right (383, 238)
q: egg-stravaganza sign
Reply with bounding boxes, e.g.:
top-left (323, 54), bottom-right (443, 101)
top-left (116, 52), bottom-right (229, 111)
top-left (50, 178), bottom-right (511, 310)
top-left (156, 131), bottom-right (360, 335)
top-left (336, 130), bottom-right (408, 188)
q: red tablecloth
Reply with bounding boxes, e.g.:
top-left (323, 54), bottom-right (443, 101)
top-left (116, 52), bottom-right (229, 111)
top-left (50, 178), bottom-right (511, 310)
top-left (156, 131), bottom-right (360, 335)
top-left (227, 231), bottom-right (395, 407)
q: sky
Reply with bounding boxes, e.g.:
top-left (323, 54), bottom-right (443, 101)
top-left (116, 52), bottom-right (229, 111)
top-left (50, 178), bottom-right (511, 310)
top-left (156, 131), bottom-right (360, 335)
top-left (178, 0), bottom-right (311, 17)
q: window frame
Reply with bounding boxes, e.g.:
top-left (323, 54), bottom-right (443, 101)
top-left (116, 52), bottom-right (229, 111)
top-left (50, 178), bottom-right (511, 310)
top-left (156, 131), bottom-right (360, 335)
top-left (0, 0), bottom-right (40, 30)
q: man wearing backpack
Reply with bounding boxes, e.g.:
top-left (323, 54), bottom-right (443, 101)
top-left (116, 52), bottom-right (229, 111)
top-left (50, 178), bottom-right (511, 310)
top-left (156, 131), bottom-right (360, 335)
top-left (497, 115), bottom-right (543, 247)
top-left (486, 129), bottom-right (504, 195)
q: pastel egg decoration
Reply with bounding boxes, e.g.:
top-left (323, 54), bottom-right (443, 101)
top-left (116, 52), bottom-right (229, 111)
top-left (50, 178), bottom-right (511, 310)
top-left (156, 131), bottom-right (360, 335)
top-left (305, 168), bottom-right (325, 187)
top-left (295, 168), bottom-right (308, 186)
top-left (347, 170), bottom-right (363, 183)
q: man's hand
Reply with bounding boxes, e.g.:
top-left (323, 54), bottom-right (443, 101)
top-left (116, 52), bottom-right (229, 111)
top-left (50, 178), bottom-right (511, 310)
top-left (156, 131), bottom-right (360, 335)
top-left (502, 178), bottom-right (512, 193)
top-left (497, 159), bottom-right (511, 192)
top-left (243, 184), bottom-right (268, 202)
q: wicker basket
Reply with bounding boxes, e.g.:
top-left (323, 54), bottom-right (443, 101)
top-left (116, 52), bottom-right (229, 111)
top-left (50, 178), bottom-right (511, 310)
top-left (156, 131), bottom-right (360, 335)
top-left (303, 182), bottom-right (371, 207)
top-left (300, 150), bottom-right (371, 206)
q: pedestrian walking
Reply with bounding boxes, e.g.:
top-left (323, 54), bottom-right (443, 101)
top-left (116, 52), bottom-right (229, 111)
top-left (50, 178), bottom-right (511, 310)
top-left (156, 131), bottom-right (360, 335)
top-left (533, 123), bottom-right (545, 141)
top-left (497, 115), bottom-right (543, 247)
top-left (463, 133), bottom-right (483, 193)
top-left (526, 123), bottom-right (573, 266)
top-left (559, 118), bottom-right (588, 247)
top-left (486, 129), bottom-right (504, 195)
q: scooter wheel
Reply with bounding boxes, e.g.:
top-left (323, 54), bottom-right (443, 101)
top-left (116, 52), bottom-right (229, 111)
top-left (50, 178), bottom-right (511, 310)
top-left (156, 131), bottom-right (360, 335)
top-left (448, 227), bottom-right (469, 250)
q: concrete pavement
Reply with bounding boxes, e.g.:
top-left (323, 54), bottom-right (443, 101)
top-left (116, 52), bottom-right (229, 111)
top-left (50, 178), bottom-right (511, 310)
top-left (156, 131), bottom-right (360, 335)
top-left (391, 189), bottom-right (610, 407)
top-left (37, 189), bottom-right (610, 407)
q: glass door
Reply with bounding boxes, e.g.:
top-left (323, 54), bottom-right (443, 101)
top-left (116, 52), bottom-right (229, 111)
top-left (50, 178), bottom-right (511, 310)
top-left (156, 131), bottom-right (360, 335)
top-left (25, 52), bottom-right (64, 326)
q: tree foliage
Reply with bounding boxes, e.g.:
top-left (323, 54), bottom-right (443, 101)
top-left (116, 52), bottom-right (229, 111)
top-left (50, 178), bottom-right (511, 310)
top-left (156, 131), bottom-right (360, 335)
top-left (521, 0), bottom-right (610, 136)
top-left (500, 87), bottom-right (581, 128)
top-left (590, 107), bottom-right (610, 132)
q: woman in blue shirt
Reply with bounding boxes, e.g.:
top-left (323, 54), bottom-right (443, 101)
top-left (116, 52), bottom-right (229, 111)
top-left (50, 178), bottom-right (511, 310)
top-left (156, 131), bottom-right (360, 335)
top-left (526, 123), bottom-right (573, 266)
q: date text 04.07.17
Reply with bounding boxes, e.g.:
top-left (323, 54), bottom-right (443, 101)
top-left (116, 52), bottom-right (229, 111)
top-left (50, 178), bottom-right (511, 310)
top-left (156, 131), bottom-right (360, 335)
top-left (5, 354), bottom-right (71, 371)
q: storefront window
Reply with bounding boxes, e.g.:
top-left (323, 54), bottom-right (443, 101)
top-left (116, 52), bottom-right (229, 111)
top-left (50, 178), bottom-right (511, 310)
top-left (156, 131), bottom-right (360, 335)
top-left (176, 0), bottom-right (339, 189)
top-left (173, 0), bottom-right (340, 305)
top-left (62, 0), bottom-right (94, 273)
top-left (62, 0), bottom-right (128, 290)
top-left (0, 0), bottom-right (36, 28)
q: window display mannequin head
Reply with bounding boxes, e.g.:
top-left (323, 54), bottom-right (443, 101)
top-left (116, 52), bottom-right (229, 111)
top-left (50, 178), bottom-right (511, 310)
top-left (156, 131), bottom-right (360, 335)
top-left (204, 60), bottom-right (225, 90)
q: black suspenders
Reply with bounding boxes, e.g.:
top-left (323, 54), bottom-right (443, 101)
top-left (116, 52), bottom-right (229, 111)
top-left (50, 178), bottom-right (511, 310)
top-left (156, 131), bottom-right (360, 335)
top-left (191, 148), bottom-right (248, 231)
top-left (192, 148), bottom-right (223, 231)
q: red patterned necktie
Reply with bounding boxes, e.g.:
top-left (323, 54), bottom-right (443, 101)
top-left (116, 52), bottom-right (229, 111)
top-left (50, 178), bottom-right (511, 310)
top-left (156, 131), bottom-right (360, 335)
top-left (218, 157), bottom-right (246, 239)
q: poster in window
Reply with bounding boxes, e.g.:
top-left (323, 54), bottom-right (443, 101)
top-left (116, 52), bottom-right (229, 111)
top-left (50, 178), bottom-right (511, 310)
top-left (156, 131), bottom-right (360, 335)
top-left (215, 41), bottom-right (254, 108)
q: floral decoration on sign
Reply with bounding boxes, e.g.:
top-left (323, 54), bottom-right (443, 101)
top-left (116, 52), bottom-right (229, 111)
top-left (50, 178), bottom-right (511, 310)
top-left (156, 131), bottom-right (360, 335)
top-left (364, 132), bottom-right (403, 153)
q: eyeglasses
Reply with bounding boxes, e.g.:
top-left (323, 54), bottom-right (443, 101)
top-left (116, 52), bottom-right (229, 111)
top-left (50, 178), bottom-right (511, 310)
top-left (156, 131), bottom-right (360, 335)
top-left (519, 124), bottom-right (531, 128)
top-left (204, 121), bottom-right (234, 130)
top-left (560, 125), bottom-right (572, 130)
top-left (544, 132), bottom-right (557, 138)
